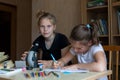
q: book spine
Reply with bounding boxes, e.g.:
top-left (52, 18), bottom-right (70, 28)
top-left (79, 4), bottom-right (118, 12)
top-left (117, 10), bottom-right (120, 34)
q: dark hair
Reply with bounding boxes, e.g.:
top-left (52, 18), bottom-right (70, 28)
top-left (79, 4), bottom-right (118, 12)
top-left (70, 23), bottom-right (99, 45)
top-left (36, 10), bottom-right (57, 26)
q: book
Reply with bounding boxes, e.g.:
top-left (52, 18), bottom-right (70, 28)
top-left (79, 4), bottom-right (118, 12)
top-left (0, 68), bottom-right (22, 78)
top-left (87, 0), bottom-right (106, 8)
top-left (117, 10), bottom-right (120, 34)
top-left (0, 52), bottom-right (8, 63)
top-left (0, 52), bottom-right (14, 69)
top-left (0, 60), bottom-right (14, 69)
top-left (96, 19), bottom-right (104, 35)
top-left (0, 52), bottom-right (5, 56)
top-left (101, 19), bottom-right (108, 35)
top-left (90, 19), bottom-right (101, 36)
top-left (0, 55), bottom-right (8, 63)
top-left (99, 19), bottom-right (106, 35)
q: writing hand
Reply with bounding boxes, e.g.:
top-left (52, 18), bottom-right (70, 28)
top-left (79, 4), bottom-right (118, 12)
top-left (52, 60), bottom-right (64, 69)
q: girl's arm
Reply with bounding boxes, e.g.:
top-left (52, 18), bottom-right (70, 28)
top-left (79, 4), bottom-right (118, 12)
top-left (61, 45), bottom-right (71, 57)
top-left (63, 51), bottom-right (107, 72)
top-left (53, 51), bottom-right (74, 68)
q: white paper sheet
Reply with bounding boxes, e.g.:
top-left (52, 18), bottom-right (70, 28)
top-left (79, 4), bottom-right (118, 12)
top-left (44, 69), bottom-right (89, 73)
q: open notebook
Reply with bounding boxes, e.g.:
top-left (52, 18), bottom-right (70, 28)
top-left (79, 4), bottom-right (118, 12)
top-left (44, 68), bottom-right (89, 73)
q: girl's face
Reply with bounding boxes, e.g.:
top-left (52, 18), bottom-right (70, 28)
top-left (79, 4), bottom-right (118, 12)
top-left (70, 40), bottom-right (92, 54)
top-left (39, 18), bottom-right (56, 38)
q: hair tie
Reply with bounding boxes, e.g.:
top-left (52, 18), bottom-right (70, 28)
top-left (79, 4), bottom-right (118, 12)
top-left (86, 24), bottom-right (91, 29)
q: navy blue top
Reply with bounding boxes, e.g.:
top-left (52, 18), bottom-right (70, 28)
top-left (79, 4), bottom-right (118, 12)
top-left (33, 33), bottom-right (70, 60)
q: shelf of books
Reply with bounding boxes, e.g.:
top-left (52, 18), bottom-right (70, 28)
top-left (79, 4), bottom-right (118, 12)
top-left (0, 52), bottom-right (14, 69)
top-left (80, 0), bottom-right (120, 80)
top-left (81, 0), bottom-right (110, 45)
top-left (81, 0), bottom-right (120, 45)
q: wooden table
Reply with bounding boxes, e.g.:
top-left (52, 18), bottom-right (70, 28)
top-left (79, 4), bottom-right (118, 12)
top-left (0, 70), bottom-right (112, 80)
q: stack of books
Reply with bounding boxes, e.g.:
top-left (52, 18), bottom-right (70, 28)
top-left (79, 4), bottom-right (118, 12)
top-left (87, 0), bottom-right (107, 8)
top-left (90, 19), bottom-right (108, 35)
top-left (0, 52), bottom-right (8, 63)
top-left (0, 52), bottom-right (14, 69)
top-left (0, 52), bottom-right (21, 78)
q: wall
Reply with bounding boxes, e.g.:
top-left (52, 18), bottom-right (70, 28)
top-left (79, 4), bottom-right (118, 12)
top-left (0, 0), bottom-right (17, 5)
top-left (0, 0), bottom-right (32, 60)
top-left (32, 0), bottom-right (81, 41)
top-left (16, 0), bottom-right (31, 59)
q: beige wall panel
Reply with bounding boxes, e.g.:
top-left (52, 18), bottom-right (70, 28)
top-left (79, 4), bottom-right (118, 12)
top-left (16, 0), bottom-right (31, 59)
top-left (32, 0), bottom-right (81, 41)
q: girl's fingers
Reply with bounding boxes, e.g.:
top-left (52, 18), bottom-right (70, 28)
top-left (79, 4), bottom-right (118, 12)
top-left (53, 61), bottom-right (62, 69)
top-left (21, 51), bottom-right (28, 60)
top-left (24, 51), bottom-right (28, 54)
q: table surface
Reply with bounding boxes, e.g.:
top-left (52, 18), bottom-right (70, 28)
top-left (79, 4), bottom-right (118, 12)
top-left (0, 70), bottom-right (112, 80)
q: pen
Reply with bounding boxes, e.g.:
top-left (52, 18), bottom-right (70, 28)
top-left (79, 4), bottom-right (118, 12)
top-left (51, 53), bottom-right (61, 69)
top-left (50, 53), bottom-right (57, 63)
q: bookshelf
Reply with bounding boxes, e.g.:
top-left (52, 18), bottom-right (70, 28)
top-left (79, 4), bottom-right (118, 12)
top-left (111, 0), bottom-right (120, 45)
top-left (80, 0), bottom-right (120, 80)
top-left (80, 0), bottom-right (120, 46)
top-left (80, 0), bottom-right (110, 45)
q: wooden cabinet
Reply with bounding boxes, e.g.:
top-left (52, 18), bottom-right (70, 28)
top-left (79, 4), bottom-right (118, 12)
top-left (80, 0), bottom-right (120, 79)
top-left (80, 0), bottom-right (120, 45)
top-left (111, 0), bottom-right (120, 45)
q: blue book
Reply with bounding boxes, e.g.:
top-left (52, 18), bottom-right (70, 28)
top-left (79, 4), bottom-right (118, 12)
top-left (117, 10), bottom-right (120, 34)
top-left (101, 19), bottom-right (108, 35)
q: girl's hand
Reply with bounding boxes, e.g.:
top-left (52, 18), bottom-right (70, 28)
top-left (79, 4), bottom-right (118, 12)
top-left (21, 51), bottom-right (28, 60)
top-left (38, 60), bottom-right (52, 69)
top-left (62, 65), bottom-right (78, 70)
top-left (53, 60), bottom-right (64, 69)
